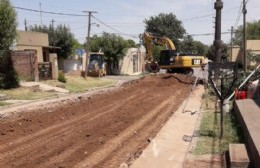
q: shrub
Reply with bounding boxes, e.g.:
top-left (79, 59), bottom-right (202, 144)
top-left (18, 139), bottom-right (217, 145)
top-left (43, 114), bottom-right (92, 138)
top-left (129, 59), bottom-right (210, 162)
top-left (58, 72), bottom-right (67, 83)
top-left (0, 50), bottom-right (20, 89)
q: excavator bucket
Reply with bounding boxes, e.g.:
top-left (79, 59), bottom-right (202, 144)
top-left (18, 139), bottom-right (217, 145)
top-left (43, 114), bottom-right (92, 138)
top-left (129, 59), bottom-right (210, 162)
top-left (145, 61), bottom-right (160, 73)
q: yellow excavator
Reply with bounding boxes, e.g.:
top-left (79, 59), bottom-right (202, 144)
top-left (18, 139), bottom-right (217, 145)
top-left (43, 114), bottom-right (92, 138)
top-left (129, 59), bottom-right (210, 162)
top-left (143, 32), bottom-right (205, 74)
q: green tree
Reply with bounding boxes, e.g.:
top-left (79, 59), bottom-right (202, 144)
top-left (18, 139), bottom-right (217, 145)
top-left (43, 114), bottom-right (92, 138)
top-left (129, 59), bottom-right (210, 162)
top-left (180, 35), bottom-right (195, 53)
top-left (206, 44), bottom-right (229, 61)
top-left (144, 13), bottom-right (186, 50)
top-left (179, 35), bottom-right (208, 55)
top-left (193, 41), bottom-right (208, 55)
top-left (126, 39), bottom-right (136, 48)
top-left (90, 33), bottom-right (130, 74)
top-left (29, 24), bottom-right (77, 59)
top-left (55, 25), bottom-right (74, 58)
top-left (0, 0), bottom-right (17, 50)
top-left (233, 20), bottom-right (260, 47)
top-left (0, 0), bottom-right (19, 89)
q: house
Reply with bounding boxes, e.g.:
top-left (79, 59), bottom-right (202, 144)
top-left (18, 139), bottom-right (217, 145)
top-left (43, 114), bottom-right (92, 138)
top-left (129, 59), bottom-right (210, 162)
top-left (13, 30), bottom-right (59, 80)
top-left (230, 40), bottom-right (260, 67)
top-left (119, 47), bottom-right (146, 75)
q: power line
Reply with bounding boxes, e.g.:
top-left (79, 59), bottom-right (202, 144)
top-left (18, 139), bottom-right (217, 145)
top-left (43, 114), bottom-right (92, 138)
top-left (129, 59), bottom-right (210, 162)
top-left (14, 5), bottom-right (139, 38)
top-left (92, 16), bottom-right (138, 38)
top-left (13, 6), bottom-right (87, 17)
top-left (234, 1), bottom-right (243, 28)
top-left (234, 0), bottom-right (249, 28)
top-left (188, 32), bottom-right (230, 36)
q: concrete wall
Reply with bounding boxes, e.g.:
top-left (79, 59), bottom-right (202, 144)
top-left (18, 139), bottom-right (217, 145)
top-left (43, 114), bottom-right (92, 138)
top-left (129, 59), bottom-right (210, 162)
top-left (11, 50), bottom-right (39, 81)
top-left (49, 54), bottom-right (58, 80)
top-left (59, 58), bottom-right (83, 73)
top-left (16, 46), bottom-right (43, 62)
top-left (247, 40), bottom-right (260, 67)
top-left (16, 30), bottom-right (49, 63)
top-left (119, 47), bottom-right (146, 75)
top-left (17, 30), bottom-right (49, 46)
top-left (230, 40), bottom-right (260, 67)
top-left (247, 40), bottom-right (260, 51)
top-left (229, 46), bottom-right (241, 62)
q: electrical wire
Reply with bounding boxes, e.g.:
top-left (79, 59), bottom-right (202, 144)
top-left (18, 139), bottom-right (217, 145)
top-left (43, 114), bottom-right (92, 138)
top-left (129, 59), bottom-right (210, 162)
top-left (234, 1), bottom-right (243, 28)
top-left (188, 32), bottom-right (230, 36)
top-left (13, 6), bottom-right (87, 17)
top-left (14, 5), bottom-right (139, 38)
top-left (234, 0), bottom-right (249, 28)
top-left (92, 16), bottom-right (139, 39)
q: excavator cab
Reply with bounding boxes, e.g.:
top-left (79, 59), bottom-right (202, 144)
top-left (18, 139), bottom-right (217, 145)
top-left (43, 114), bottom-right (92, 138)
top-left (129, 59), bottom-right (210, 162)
top-left (159, 50), bottom-right (178, 66)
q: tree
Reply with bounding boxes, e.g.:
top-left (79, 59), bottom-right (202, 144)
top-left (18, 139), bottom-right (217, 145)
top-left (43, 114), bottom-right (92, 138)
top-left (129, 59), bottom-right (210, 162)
top-left (0, 0), bottom-right (17, 50)
top-left (144, 13), bottom-right (186, 50)
top-left (90, 33), bottom-right (130, 74)
top-left (179, 35), bottom-right (196, 53)
top-left (55, 25), bottom-right (75, 58)
top-left (126, 39), bottom-right (136, 48)
top-left (178, 35), bottom-right (208, 55)
top-left (29, 24), bottom-right (77, 59)
top-left (0, 0), bottom-right (19, 89)
top-left (233, 20), bottom-right (260, 47)
top-left (193, 41), bottom-right (209, 55)
top-left (206, 44), bottom-right (229, 61)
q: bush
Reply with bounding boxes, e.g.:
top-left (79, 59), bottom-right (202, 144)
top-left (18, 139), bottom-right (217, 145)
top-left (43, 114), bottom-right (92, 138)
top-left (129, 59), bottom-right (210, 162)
top-left (58, 72), bottom-right (67, 83)
top-left (0, 50), bottom-right (20, 89)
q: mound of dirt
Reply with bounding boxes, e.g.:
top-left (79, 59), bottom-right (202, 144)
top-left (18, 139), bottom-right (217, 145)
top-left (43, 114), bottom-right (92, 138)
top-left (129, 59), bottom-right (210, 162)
top-left (0, 74), bottom-right (195, 168)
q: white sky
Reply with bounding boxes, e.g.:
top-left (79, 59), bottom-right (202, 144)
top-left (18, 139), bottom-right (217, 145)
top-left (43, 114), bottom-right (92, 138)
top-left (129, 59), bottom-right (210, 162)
top-left (11, 0), bottom-right (260, 45)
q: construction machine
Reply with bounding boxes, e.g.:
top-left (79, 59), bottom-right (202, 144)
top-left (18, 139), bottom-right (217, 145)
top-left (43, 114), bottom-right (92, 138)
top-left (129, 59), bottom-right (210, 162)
top-left (143, 32), bottom-right (205, 74)
top-left (87, 52), bottom-right (107, 77)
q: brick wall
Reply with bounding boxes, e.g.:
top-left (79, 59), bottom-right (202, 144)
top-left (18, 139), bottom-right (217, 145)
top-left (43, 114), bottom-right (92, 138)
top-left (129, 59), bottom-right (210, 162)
top-left (11, 50), bottom-right (39, 81)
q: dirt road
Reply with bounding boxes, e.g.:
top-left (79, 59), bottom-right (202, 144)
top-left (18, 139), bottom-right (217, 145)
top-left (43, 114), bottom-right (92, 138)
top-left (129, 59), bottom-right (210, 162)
top-left (0, 74), bottom-right (194, 168)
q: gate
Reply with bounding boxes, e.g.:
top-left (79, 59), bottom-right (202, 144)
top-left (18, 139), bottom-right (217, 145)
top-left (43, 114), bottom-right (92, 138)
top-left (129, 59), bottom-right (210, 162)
top-left (38, 62), bottom-right (52, 80)
top-left (11, 50), bottom-right (38, 81)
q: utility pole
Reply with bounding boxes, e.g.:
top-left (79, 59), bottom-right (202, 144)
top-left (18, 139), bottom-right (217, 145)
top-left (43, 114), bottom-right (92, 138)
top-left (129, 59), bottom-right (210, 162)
top-left (50, 19), bottom-right (55, 29)
top-left (24, 18), bottom-right (28, 31)
top-left (39, 3), bottom-right (42, 26)
top-left (82, 10), bottom-right (97, 77)
top-left (214, 0), bottom-right (224, 139)
top-left (214, 0), bottom-right (223, 63)
top-left (243, 0), bottom-right (247, 72)
top-left (230, 26), bottom-right (234, 60)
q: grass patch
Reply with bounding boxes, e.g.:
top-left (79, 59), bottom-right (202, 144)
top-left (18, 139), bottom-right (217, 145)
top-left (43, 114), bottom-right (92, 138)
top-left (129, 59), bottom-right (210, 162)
top-left (0, 75), bottom-right (115, 101)
top-left (193, 96), bottom-right (244, 155)
top-left (42, 75), bottom-right (116, 93)
top-left (0, 87), bottom-right (57, 100)
top-left (0, 101), bottom-right (12, 106)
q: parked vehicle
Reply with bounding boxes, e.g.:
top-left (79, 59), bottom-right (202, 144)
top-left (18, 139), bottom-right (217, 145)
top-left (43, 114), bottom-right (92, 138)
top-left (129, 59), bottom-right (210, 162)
top-left (87, 52), bottom-right (107, 77)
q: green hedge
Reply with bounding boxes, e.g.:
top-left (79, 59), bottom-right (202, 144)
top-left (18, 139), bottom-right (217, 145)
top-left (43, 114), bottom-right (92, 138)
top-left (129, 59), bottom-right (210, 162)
top-left (0, 50), bottom-right (19, 89)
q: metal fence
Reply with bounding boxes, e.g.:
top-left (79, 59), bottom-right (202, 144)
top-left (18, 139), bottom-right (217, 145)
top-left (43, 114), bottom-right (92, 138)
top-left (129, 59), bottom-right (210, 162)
top-left (38, 62), bottom-right (52, 80)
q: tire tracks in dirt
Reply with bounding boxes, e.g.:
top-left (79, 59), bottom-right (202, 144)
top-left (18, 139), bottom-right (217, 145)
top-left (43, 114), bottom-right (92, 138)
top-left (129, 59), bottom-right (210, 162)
top-left (74, 89), bottom-right (184, 168)
top-left (0, 74), bottom-right (193, 168)
top-left (0, 94), bottom-right (141, 167)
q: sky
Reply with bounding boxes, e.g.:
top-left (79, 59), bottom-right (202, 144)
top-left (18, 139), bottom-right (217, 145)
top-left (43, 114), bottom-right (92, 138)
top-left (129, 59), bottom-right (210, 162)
top-left (10, 0), bottom-right (260, 46)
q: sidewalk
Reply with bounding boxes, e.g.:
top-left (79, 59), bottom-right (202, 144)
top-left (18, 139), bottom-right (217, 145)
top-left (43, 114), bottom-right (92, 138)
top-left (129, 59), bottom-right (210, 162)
top-left (20, 81), bottom-right (69, 93)
top-left (130, 85), bottom-right (204, 168)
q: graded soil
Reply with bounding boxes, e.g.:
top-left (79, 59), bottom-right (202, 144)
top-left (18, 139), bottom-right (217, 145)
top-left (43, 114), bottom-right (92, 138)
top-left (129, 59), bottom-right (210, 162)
top-left (0, 74), bottom-right (194, 168)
